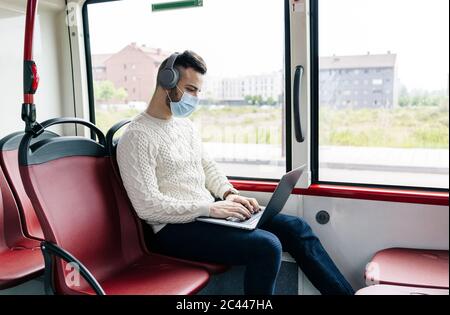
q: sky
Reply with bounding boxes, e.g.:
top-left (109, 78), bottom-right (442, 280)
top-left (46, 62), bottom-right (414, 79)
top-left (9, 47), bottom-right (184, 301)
top-left (87, 0), bottom-right (449, 91)
top-left (87, 0), bottom-right (285, 78)
top-left (319, 0), bottom-right (449, 91)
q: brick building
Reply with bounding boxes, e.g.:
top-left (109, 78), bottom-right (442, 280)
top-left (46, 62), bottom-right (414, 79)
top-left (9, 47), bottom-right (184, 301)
top-left (92, 43), bottom-right (169, 103)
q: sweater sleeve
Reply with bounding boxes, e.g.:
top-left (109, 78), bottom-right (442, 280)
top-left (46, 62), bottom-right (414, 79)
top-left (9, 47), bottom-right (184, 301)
top-left (201, 147), bottom-right (234, 200)
top-left (116, 129), bottom-right (211, 224)
top-left (192, 124), bottom-right (234, 200)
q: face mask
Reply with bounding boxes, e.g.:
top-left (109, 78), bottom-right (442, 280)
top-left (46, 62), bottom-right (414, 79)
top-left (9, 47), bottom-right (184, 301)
top-left (167, 85), bottom-right (200, 118)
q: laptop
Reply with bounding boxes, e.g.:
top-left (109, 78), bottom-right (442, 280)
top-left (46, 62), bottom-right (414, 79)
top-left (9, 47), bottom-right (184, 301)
top-left (197, 165), bottom-right (305, 230)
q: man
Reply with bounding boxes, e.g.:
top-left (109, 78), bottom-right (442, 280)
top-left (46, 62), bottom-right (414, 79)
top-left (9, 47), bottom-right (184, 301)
top-left (116, 50), bottom-right (354, 295)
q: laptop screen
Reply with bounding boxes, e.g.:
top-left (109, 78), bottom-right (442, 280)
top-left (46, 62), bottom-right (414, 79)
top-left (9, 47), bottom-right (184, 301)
top-left (258, 165), bottom-right (305, 226)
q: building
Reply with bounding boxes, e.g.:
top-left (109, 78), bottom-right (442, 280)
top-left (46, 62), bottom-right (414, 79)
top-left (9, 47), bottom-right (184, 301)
top-left (202, 71), bottom-right (284, 105)
top-left (93, 44), bottom-right (283, 106)
top-left (92, 43), bottom-right (170, 103)
top-left (93, 46), bottom-right (397, 109)
top-left (319, 53), bottom-right (398, 108)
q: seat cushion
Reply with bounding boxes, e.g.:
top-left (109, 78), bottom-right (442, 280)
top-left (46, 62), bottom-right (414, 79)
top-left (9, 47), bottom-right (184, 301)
top-left (0, 245), bottom-right (44, 289)
top-left (366, 248), bottom-right (449, 289)
top-left (167, 256), bottom-right (229, 275)
top-left (356, 284), bottom-right (449, 295)
top-left (68, 253), bottom-right (209, 295)
top-left (141, 222), bottom-right (229, 275)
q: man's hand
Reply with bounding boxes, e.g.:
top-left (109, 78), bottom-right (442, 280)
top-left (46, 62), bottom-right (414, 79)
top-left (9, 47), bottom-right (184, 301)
top-left (209, 200), bottom-right (253, 221)
top-left (225, 194), bottom-right (261, 214)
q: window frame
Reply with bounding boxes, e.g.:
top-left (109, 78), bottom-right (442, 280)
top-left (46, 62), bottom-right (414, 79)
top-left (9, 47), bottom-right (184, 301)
top-left (82, 0), bottom-right (293, 182)
top-left (310, 0), bottom-right (449, 192)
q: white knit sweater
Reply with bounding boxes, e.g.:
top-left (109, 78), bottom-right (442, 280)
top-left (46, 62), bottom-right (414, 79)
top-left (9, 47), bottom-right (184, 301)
top-left (116, 112), bottom-right (234, 233)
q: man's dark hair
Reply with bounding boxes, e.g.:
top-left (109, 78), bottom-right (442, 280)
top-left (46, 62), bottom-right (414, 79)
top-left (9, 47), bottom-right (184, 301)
top-left (157, 50), bottom-right (207, 87)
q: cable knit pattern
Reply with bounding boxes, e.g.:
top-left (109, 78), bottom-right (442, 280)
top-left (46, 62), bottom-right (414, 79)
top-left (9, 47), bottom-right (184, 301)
top-left (116, 112), bottom-right (234, 233)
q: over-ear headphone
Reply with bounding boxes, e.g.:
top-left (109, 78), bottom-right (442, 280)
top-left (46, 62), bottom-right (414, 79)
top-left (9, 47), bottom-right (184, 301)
top-left (157, 53), bottom-right (180, 89)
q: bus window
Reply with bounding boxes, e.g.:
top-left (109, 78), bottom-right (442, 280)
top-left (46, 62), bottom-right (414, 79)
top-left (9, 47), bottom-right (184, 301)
top-left (313, 0), bottom-right (449, 189)
top-left (84, 0), bottom-right (288, 179)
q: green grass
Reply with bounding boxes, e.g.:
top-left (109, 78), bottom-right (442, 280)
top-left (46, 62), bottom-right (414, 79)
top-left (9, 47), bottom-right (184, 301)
top-left (319, 106), bottom-right (449, 148)
top-left (95, 104), bottom-right (449, 149)
top-left (96, 108), bottom-right (141, 135)
top-left (191, 106), bottom-right (283, 145)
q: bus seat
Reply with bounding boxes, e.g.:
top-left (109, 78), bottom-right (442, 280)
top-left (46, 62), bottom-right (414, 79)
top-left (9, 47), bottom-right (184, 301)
top-left (356, 284), bottom-right (449, 295)
top-left (18, 118), bottom-right (209, 295)
top-left (0, 131), bottom-right (58, 240)
top-left (366, 248), bottom-right (449, 289)
top-left (106, 120), bottom-right (229, 275)
top-left (0, 164), bottom-right (43, 289)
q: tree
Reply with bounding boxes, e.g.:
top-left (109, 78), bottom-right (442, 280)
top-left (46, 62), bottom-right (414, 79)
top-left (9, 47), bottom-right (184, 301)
top-left (266, 97), bottom-right (277, 106)
top-left (244, 95), bottom-right (271, 105)
top-left (254, 95), bottom-right (263, 105)
top-left (399, 85), bottom-right (410, 107)
top-left (398, 87), bottom-right (446, 107)
top-left (245, 95), bottom-right (255, 105)
top-left (94, 81), bottom-right (128, 103)
top-left (115, 87), bottom-right (128, 102)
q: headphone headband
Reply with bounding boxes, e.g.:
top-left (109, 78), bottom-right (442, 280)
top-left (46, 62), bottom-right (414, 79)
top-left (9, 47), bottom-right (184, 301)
top-left (165, 53), bottom-right (179, 71)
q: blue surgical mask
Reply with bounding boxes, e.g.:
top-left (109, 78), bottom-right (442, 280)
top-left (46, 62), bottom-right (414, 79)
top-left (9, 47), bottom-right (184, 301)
top-left (167, 86), bottom-right (200, 118)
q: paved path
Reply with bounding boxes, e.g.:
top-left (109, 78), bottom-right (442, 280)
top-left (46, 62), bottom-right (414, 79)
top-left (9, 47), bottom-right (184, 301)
top-left (204, 143), bottom-right (449, 174)
top-left (204, 142), bottom-right (449, 187)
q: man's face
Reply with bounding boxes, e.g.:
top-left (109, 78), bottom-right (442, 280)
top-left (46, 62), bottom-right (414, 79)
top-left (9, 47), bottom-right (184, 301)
top-left (166, 67), bottom-right (203, 106)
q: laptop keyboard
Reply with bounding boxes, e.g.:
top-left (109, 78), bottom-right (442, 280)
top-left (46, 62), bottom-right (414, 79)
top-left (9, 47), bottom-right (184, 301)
top-left (226, 210), bottom-right (263, 224)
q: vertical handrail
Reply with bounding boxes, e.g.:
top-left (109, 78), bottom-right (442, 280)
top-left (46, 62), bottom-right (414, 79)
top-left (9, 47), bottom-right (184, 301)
top-left (22, 0), bottom-right (42, 134)
top-left (23, 0), bottom-right (39, 104)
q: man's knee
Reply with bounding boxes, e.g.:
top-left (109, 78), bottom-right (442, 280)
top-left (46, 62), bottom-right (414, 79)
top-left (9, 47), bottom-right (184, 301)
top-left (281, 215), bottom-right (315, 237)
top-left (251, 231), bottom-right (283, 261)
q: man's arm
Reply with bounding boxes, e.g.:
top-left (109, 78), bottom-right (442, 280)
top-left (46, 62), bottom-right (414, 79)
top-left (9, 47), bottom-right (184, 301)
top-left (190, 122), bottom-right (235, 199)
top-left (117, 129), bottom-right (211, 223)
top-left (193, 123), bottom-right (259, 212)
top-left (201, 143), bottom-right (236, 200)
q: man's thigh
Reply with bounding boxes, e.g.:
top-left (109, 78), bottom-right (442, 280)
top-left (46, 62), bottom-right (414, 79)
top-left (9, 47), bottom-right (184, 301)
top-left (153, 221), bottom-right (277, 265)
top-left (260, 213), bottom-right (316, 246)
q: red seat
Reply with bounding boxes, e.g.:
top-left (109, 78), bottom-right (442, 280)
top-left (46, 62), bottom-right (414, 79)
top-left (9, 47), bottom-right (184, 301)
top-left (356, 284), bottom-right (449, 295)
top-left (0, 132), bottom-right (58, 289)
top-left (0, 131), bottom-right (57, 240)
top-left (0, 165), bottom-right (43, 289)
top-left (18, 118), bottom-right (209, 295)
top-left (74, 254), bottom-right (209, 295)
top-left (107, 120), bottom-right (229, 275)
top-left (366, 248), bottom-right (449, 289)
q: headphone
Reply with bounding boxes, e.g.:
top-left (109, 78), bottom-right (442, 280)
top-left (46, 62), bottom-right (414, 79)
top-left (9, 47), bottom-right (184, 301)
top-left (157, 53), bottom-right (180, 89)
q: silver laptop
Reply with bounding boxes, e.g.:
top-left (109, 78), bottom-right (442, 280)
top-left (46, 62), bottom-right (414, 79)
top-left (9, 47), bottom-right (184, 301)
top-left (197, 165), bottom-right (305, 230)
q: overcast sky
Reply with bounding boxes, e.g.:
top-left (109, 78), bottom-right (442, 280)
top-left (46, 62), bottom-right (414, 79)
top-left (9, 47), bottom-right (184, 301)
top-left (87, 0), bottom-right (449, 91)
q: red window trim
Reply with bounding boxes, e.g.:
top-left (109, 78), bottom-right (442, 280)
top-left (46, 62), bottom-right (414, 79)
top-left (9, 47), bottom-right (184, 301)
top-left (230, 180), bottom-right (449, 206)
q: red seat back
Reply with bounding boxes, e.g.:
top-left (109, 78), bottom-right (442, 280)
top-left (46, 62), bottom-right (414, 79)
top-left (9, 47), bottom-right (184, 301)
top-left (0, 168), bottom-right (7, 250)
top-left (18, 120), bottom-right (146, 292)
top-left (0, 156), bottom-right (33, 249)
top-left (0, 131), bottom-right (58, 240)
top-left (367, 248), bottom-right (449, 289)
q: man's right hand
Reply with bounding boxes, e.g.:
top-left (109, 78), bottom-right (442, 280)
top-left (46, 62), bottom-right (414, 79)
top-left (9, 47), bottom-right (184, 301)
top-left (209, 200), bottom-right (252, 221)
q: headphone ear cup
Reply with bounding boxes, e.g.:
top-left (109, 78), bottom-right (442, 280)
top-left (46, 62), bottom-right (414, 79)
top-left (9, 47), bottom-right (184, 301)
top-left (158, 68), bottom-right (180, 89)
top-left (158, 69), bottom-right (172, 89)
top-left (158, 53), bottom-right (180, 89)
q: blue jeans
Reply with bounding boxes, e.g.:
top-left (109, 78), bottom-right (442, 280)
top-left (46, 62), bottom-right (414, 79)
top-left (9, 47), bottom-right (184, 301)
top-left (151, 213), bottom-right (354, 295)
